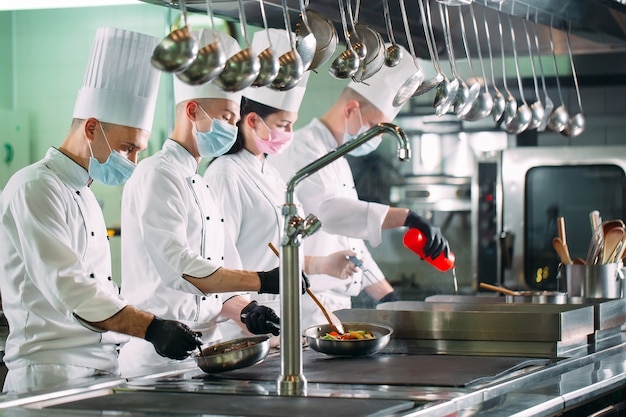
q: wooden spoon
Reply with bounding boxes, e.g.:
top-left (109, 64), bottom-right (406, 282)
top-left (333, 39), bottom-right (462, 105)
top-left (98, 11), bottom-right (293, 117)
top-left (553, 237), bottom-right (573, 265)
top-left (479, 282), bottom-right (518, 296)
top-left (603, 227), bottom-right (625, 264)
top-left (268, 242), bottom-right (345, 334)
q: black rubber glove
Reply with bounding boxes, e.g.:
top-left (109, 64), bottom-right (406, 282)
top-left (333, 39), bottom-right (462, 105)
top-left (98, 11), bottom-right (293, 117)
top-left (240, 301), bottom-right (280, 336)
top-left (377, 291), bottom-right (399, 304)
top-left (404, 210), bottom-right (449, 259)
top-left (257, 267), bottom-right (310, 295)
top-left (144, 316), bottom-right (202, 360)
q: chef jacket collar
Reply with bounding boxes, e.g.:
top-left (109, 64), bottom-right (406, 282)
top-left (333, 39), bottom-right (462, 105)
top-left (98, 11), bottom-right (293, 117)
top-left (311, 118), bottom-right (338, 151)
top-left (163, 139), bottom-right (199, 175)
top-left (45, 147), bottom-right (92, 189)
top-left (238, 148), bottom-right (268, 173)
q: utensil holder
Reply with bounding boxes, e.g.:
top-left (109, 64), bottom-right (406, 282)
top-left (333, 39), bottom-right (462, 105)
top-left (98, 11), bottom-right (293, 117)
top-left (560, 264), bottom-right (586, 296)
top-left (583, 263), bottom-right (623, 299)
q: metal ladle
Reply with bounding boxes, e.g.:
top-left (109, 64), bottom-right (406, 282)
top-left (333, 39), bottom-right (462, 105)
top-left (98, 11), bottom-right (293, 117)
top-left (412, 0), bottom-right (444, 97)
top-left (504, 12), bottom-right (532, 134)
top-left (176, 0), bottom-right (226, 85)
top-left (482, 1), bottom-right (505, 123)
top-left (151, 0), bottom-right (198, 73)
top-left (346, 0), bottom-right (367, 65)
top-left (329, 0), bottom-right (361, 79)
top-left (546, 16), bottom-right (569, 133)
top-left (456, 4), bottom-right (487, 121)
top-left (521, 7), bottom-right (544, 130)
top-left (459, 2), bottom-right (494, 121)
top-left (214, 0), bottom-right (260, 92)
top-left (270, 0), bottom-right (304, 91)
top-left (532, 8), bottom-right (554, 132)
top-left (252, 0), bottom-right (279, 87)
top-left (295, 0), bottom-right (317, 71)
top-left (496, 8), bottom-right (517, 127)
top-left (430, 0), bottom-right (458, 115)
top-left (382, 0), bottom-right (402, 67)
top-left (296, 6), bottom-right (338, 71)
top-left (391, 0), bottom-right (425, 106)
top-left (563, 23), bottom-right (586, 137)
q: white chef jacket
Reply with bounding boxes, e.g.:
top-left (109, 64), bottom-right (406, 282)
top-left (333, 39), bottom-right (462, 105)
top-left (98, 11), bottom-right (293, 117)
top-left (119, 140), bottom-right (245, 374)
top-left (267, 119), bottom-right (389, 328)
top-left (0, 148), bottom-right (128, 390)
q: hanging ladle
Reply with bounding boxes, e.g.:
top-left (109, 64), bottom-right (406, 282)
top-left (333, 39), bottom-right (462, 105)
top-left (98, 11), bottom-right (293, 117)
top-left (562, 23), bottom-right (586, 137)
top-left (496, 6), bottom-right (517, 127)
top-left (412, 0), bottom-right (444, 97)
top-left (532, 8), bottom-right (554, 132)
top-left (382, 0), bottom-right (402, 67)
top-left (270, 0), bottom-right (304, 91)
top-left (503, 12), bottom-right (532, 134)
top-left (295, 0), bottom-right (317, 71)
top-left (458, 2), bottom-right (494, 121)
top-left (151, 0), bottom-right (198, 73)
top-left (546, 16), bottom-right (569, 133)
top-left (482, 1), bottom-right (505, 123)
top-left (176, 0), bottom-right (226, 85)
top-left (520, 6), bottom-right (544, 130)
top-left (329, 0), bottom-right (361, 79)
top-left (252, 0), bottom-right (279, 87)
top-left (391, 0), bottom-right (425, 106)
top-left (456, 4), bottom-right (487, 121)
top-left (214, 0), bottom-right (260, 92)
top-left (431, 0), bottom-right (459, 115)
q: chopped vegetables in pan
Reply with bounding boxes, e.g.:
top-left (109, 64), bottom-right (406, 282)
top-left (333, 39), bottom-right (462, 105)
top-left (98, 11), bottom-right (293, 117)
top-left (321, 330), bottom-right (375, 341)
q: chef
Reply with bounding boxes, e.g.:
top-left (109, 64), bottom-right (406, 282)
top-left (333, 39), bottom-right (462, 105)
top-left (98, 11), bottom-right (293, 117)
top-left (0, 27), bottom-right (201, 394)
top-left (268, 46), bottom-right (450, 328)
top-left (204, 29), bottom-right (357, 339)
top-left (118, 30), bottom-right (310, 375)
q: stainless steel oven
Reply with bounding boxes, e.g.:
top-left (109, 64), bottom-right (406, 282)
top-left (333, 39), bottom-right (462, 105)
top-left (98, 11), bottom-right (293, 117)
top-left (473, 146), bottom-right (626, 291)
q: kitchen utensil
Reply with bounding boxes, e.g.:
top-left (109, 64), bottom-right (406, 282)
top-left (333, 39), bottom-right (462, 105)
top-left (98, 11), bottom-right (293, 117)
top-left (151, 0), bottom-right (198, 73)
top-left (403, 228), bottom-right (455, 272)
top-left (602, 220), bottom-right (625, 236)
top-left (412, 0), bottom-right (444, 96)
top-left (252, 0), bottom-right (279, 87)
top-left (303, 322), bottom-right (392, 356)
top-left (382, 0), bottom-right (402, 67)
top-left (176, 0), bottom-right (226, 85)
top-left (347, 256), bottom-right (379, 286)
top-left (456, 4), bottom-right (487, 121)
top-left (391, 0), bottom-right (425, 105)
top-left (521, 6), bottom-right (544, 130)
top-left (496, 7), bottom-right (517, 126)
top-left (556, 216), bottom-right (573, 264)
top-left (479, 282), bottom-right (518, 296)
top-left (329, 0), bottom-right (360, 79)
top-left (546, 17), bottom-right (569, 133)
top-left (350, 20), bottom-right (385, 82)
top-left (295, 7), bottom-right (338, 71)
top-left (194, 335), bottom-right (270, 373)
top-left (505, 291), bottom-right (568, 304)
top-left (562, 23), bottom-right (586, 137)
top-left (586, 210), bottom-right (604, 265)
top-left (531, 7), bottom-right (554, 132)
top-left (271, 0), bottom-right (304, 91)
top-left (268, 243), bottom-right (345, 334)
top-left (345, 0), bottom-right (367, 63)
top-left (603, 227), bottom-right (624, 264)
top-left (504, 12), bottom-right (532, 134)
top-left (295, 0), bottom-right (317, 71)
top-left (215, 0), bottom-right (260, 92)
top-left (481, 0), bottom-right (505, 122)
top-left (458, 2), bottom-right (493, 121)
top-left (553, 237), bottom-right (573, 265)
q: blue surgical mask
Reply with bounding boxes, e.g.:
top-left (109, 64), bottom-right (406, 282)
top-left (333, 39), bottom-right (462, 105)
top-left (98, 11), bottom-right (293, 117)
top-left (88, 124), bottom-right (136, 186)
top-left (195, 106), bottom-right (238, 157)
top-left (342, 109), bottom-right (381, 157)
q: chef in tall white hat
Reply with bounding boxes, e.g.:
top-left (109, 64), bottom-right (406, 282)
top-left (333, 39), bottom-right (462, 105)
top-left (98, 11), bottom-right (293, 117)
top-left (0, 27), bottom-right (203, 395)
top-left (267, 43), bottom-right (450, 329)
top-left (119, 28), bottom-right (322, 373)
top-left (204, 28), bottom-right (357, 341)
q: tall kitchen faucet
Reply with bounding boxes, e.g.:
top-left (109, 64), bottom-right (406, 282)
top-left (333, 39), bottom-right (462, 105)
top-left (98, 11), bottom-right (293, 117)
top-left (277, 122), bottom-right (411, 396)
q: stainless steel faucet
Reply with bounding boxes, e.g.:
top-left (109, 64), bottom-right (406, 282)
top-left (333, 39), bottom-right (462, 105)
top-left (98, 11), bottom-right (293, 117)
top-left (277, 122), bottom-right (410, 396)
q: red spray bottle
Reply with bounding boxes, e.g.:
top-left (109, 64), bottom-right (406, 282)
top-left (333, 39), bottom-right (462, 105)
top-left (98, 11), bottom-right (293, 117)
top-left (403, 228), bottom-right (455, 272)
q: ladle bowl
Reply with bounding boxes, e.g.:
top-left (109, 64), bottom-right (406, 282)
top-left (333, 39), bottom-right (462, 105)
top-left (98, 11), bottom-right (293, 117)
top-left (295, 16), bottom-right (317, 71)
top-left (491, 90), bottom-right (506, 122)
top-left (296, 9), bottom-right (338, 71)
top-left (384, 43), bottom-right (403, 67)
top-left (457, 81), bottom-right (482, 118)
top-left (214, 48), bottom-right (261, 92)
top-left (271, 49), bottom-right (304, 91)
top-left (253, 47), bottom-right (279, 87)
top-left (434, 78), bottom-right (460, 116)
top-left (563, 112), bottom-right (586, 137)
top-left (547, 104), bottom-right (569, 132)
top-left (501, 94), bottom-right (518, 126)
top-left (176, 37), bottom-right (226, 85)
top-left (151, 26), bottom-right (198, 73)
top-left (526, 100), bottom-right (545, 130)
top-left (461, 88), bottom-right (494, 121)
top-left (505, 102), bottom-right (532, 134)
top-left (330, 48), bottom-right (360, 79)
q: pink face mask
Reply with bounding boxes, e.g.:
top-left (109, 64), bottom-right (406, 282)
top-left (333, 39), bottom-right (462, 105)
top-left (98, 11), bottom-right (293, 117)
top-left (253, 117), bottom-right (294, 155)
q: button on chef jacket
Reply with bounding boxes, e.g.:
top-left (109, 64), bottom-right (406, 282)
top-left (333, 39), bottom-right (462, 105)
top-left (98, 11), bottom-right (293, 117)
top-left (119, 140), bottom-right (244, 373)
top-left (268, 119), bottom-right (387, 327)
top-left (0, 148), bottom-right (129, 374)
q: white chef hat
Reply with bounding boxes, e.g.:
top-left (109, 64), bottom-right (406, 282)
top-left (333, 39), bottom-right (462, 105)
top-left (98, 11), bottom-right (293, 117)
top-left (243, 28), bottom-right (310, 112)
top-left (347, 44), bottom-right (417, 120)
top-left (174, 30), bottom-right (245, 105)
top-left (73, 27), bottom-right (161, 132)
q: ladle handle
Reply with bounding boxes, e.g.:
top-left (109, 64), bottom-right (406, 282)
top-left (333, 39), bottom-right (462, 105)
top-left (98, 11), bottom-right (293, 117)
top-left (566, 24), bottom-right (584, 113)
top-left (179, 0), bottom-right (189, 27)
top-left (280, 0), bottom-right (296, 49)
top-left (439, 3), bottom-right (459, 77)
top-left (236, 0), bottom-right (252, 47)
top-left (532, 8), bottom-right (550, 100)
top-left (548, 15), bottom-right (565, 105)
top-left (507, 12), bottom-right (527, 103)
top-left (496, 6), bottom-right (510, 92)
top-left (337, 0), bottom-right (355, 51)
top-left (259, 0), bottom-right (272, 47)
top-left (418, 0), bottom-right (440, 73)
top-left (382, 0), bottom-right (397, 46)
top-left (482, 0), bottom-right (500, 92)
top-left (522, 7), bottom-right (541, 101)
top-left (205, 0), bottom-right (217, 33)
top-left (399, 0), bottom-right (421, 72)
top-left (469, 4), bottom-right (489, 89)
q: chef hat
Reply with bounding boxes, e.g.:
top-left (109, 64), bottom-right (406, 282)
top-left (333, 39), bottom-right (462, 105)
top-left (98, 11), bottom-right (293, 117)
top-left (347, 44), bottom-right (417, 120)
top-left (73, 27), bottom-right (161, 132)
top-left (243, 28), bottom-right (310, 112)
top-left (174, 30), bottom-right (245, 105)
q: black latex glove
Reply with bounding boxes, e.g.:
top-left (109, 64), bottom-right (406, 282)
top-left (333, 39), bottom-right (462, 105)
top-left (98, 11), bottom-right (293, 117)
top-left (240, 301), bottom-right (280, 336)
top-left (377, 291), bottom-right (399, 304)
top-left (257, 267), bottom-right (310, 295)
top-left (144, 316), bottom-right (202, 360)
top-left (404, 211), bottom-right (449, 259)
